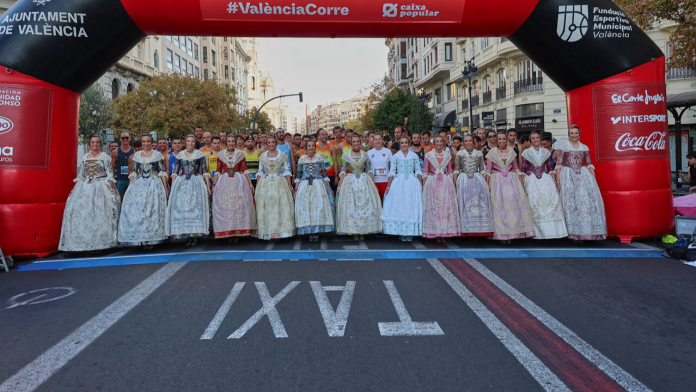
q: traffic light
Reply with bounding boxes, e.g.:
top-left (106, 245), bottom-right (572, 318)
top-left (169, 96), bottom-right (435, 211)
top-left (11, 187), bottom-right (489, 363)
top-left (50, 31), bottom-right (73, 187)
top-left (299, 92), bottom-right (303, 102)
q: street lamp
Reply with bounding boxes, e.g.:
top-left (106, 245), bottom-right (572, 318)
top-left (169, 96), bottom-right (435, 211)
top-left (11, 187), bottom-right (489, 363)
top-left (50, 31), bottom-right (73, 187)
top-left (461, 60), bottom-right (478, 133)
top-left (418, 89), bottom-right (429, 133)
top-left (252, 92), bottom-right (303, 132)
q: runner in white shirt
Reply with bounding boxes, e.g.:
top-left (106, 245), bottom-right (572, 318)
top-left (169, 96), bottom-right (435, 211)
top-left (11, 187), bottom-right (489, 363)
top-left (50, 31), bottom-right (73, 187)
top-left (367, 134), bottom-right (392, 200)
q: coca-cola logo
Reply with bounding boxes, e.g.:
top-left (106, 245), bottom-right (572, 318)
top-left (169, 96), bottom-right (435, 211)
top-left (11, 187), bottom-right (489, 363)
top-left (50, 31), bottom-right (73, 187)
top-left (0, 116), bottom-right (13, 135)
top-left (615, 132), bottom-right (666, 152)
top-left (611, 91), bottom-right (665, 105)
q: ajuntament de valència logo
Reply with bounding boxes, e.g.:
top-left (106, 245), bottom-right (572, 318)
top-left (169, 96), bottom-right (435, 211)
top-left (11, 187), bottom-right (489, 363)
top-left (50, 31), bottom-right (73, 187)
top-left (557, 5), bottom-right (589, 42)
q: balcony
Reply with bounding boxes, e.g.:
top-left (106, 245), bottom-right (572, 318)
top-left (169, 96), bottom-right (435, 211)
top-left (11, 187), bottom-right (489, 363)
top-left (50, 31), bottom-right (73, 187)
top-left (471, 95), bottom-right (480, 108)
top-left (496, 86), bottom-right (506, 100)
top-left (514, 77), bottom-right (544, 95)
top-left (482, 91), bottom-right (492, 104)
top-left (667, 67), bottom-right (696, 80)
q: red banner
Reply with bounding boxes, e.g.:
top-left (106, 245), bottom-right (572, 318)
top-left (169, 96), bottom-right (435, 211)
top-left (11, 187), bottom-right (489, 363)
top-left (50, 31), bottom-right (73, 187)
top-left (592, 82), bottom-right (668, 162)
top-left (0, 84), bottom-right (53, 170)
top-left (199, 0), bottom-right (465, 23)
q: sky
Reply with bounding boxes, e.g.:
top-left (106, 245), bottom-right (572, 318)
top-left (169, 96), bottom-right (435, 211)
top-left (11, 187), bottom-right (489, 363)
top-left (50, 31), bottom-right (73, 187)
top-left (256, 38), bottom-right (389, 110)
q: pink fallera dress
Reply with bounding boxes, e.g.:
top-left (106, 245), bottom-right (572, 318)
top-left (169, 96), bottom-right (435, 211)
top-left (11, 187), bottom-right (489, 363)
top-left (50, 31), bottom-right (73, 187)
top-left (485, 147), bottom-right (536, 240)
top-left (422, 151), bottom-right (460, 238)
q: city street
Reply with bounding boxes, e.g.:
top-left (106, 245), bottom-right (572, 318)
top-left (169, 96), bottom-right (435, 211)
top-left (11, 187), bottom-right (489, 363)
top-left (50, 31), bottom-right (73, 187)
top-left (1, 237), bottom-right (694, 392)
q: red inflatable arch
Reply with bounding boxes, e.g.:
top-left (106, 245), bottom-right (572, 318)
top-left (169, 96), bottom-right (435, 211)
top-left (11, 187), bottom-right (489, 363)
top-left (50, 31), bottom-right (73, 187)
top-left (0, 0), bottom-right (672, 256)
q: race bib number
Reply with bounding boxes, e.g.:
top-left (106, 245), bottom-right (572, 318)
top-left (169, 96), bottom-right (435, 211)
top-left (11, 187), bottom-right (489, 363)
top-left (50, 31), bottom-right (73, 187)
top-left (120, 166), bottom-right (128, 175)
top-left (374, 168), bottom-right (387, 177)
top-left (250, 171), bottom-right (257, 179)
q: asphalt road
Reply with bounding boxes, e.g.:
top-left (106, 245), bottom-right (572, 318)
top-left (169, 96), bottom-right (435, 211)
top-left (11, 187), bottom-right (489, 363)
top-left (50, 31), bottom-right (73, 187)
top-left (0, 236), bottom-right (694, 392)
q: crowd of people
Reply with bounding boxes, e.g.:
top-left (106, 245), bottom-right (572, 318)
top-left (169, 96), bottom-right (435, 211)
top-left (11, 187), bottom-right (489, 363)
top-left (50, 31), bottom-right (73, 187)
top-left (58, 124), bottom-right (607, 252)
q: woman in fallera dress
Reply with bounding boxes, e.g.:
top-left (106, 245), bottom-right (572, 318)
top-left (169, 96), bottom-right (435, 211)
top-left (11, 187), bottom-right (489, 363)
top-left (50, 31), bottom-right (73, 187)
top-left (455, 134), bottom-right (494, 237)
top-left (118, 133), bottom-right (169, 247)
top-left (381, 136), bottom-right (423, 241)
top-left (293, 140), bottom-right (335, 241)
top-left (166, 135), bottom-right (212, 246)
top-left (255, 135), bottom-right (295, 240)
top-left (555, 125), bottom-right (607, 241)
top-left (336, 135), bottom-right (383, 239)
top-left (422, 136), bottom-right (460, 241)
top-left (59, 136), bottom-right (120, 252)
top-left (485, 132), bottom-right (536, 243)
top-left (212, 135), bottom-right (257, 241)
top-left (519, 131), bottom-right (568, 239)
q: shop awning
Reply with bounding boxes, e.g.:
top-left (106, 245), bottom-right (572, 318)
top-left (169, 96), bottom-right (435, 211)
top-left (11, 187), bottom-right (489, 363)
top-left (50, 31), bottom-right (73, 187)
top-left (433, 111), bottom-right (457, 128)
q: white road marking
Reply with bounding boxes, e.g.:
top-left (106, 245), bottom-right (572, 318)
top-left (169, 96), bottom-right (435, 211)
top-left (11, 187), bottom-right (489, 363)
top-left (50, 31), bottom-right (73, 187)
top-left (444, 241), bottom-right (460, 249)
top-left (411, 239), bottom-right (426, 249)
top-left (628, 242), bottom-right (662, 251)
top-left (228, 281), bottom-right (300, 339)
top-left (462, 257), bottom-right (652, 392)
top-left (378, 280), bottom-right (444, 336)
top-left (426, 258), bottom-right (571, 392)
top-left (293, 238), bottom-right (302, 250)
top-left (319, 237), bottom-right (328, 261)
top-left (5, 287), bottom-right (77, 310)
top-left (265, 242), bottom-right (275, 250)
top-left (310, 281), bottom-right (356, 337)
top-left (0, 262), bottom-right (187, 392)
top-left (343, 240), bottom-right (368, 250)
top-left (200, 282), bottom-right (246, 340)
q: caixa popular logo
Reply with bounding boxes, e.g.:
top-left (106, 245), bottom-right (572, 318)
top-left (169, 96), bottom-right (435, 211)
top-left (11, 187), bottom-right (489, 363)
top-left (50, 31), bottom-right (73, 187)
top-left (0, 116), bottom-right (13, 135)
top-left (557, 5), bottom-right (589, 42)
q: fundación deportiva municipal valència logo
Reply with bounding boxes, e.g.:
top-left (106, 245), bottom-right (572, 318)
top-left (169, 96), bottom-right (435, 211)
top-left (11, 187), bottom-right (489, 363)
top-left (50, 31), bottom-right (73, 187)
top-left (557, 5), bottom-right (589, 42)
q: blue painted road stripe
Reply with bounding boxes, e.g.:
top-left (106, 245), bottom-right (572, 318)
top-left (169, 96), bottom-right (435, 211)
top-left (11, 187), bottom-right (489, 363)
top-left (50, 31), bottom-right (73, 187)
top-left (17, 248), bottom-right (665, 271)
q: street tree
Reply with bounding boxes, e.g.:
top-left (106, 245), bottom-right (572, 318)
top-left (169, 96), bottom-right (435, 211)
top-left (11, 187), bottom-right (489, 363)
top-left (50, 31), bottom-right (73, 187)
top-left (78, 83), bottom-right (115, 144)
top-left (371, 88), bottom-right (433, 134)
top-left (616, 0), bottom-right (695, 68)
top-left (113, 74), bottom-right (237, 139)
top-left (232, 107), bottom-right (274, 134)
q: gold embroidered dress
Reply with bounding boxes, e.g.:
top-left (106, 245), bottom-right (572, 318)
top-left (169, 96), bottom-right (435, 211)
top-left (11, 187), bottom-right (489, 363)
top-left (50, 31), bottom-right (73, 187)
top-left (255, 151), bottom-right (295, 240)
top-left (336, 150), bottom-right (383, 235)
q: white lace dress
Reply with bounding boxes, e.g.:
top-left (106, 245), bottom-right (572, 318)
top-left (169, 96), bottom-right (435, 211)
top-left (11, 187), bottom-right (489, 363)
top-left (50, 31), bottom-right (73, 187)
top-left (381, 150), bottom-right (423, 236)
top-left (118, 150), bottom-right (168, 246)
top-left (165, 150), bottom-right (210, 239)
top-left (59, 152), bottom-right (120, 251)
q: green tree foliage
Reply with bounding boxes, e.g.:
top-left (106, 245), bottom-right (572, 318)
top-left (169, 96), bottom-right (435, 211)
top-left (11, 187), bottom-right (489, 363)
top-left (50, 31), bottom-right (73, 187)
top-left (371, 88), bottom-right (434, 133)
top-left (232, 107), bottom-right (274, 134)
top-left (78, 84), bottom-right (115, 144)
top-left (113, 73), bottom-right (237, 139)
top-left (616, 0), bottom-right (695, 68)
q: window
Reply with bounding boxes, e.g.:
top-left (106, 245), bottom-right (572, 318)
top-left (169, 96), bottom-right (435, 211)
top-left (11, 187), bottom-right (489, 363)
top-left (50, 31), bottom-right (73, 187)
top-left (516, 60), bottom-right (540, 81)
top-left (516, 103), bottom-right (544, 118)
top-left (461, 48), bottom-right (466, 62)
top-left (203, 47), bottom-right (208, 63)
top-left (434, 47), bottom-right (438, 64)
top-left (224, 37), bottom-right (228, 42)
top-left (445, 43), bottom-right (452, 61)
top-left (231, 67), bottom-right (235, 81)
top-left (182, 60), bottom-right (187, 75)
top-left (204, 69), bottom-right (209, 80)
top-left (202, 37), bottom-right (207, 40)
top-left (400, 41), bottom-right (406, 58)
top-left (212, 71), bottom-right (216, 80)
top-left (212, 36), bottom-right (215, 44)
top-left (166, 49), bottom-right (173, 70)
top-left (446, 83), bottom-right (456, 101)
top-left (480, 37), bottom-right (488, 50)
top-left (173, 36), bottom-right (179, 48)
top-left (153, 51), bottom-right (159, 69)
top-left (127, 83), bottom-right (134, 93)
top-left (180, 36), bottom-right (185, 46)
top-left (472, 80), bottom-right (480, 95)
top-left (188, 65), bottom-right (193, 76)
top-left (434, 87), bottom-right (442, 106)
top-left (194, 43), bottom-right (199, 60)
top-left (136, 45), bottom-right (141, 61)
top-left (497, 68), bottom-right (506, 87)
top-left (187, 39), bottom-right (193, 57)
top-left (251, 76), bottom-right (256, 90)
top-left (174, 54), bottom-right (181, 73)
top-left (401, 63), bottom-right (407, 80)
top-left (111, 79), bottom-right (120, 100)
top-left (225, 65), bottom-right (229, 79)
top-left (195, 67), bottom-right (199, 78)
top-left (211, 50), bottom-right (216, 67)
top-left (224, 48), bottom-right (228, 60)
top-left (483, 75), bottom-right (492, 92)
top-left (468, 41), bottom-right (476, 58)
top-left (166, 36), bottom-right (172, 42)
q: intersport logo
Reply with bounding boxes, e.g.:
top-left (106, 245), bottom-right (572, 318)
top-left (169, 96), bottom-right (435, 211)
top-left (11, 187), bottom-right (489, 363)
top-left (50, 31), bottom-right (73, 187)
top-left (0, 116), bottom-right (13, 135)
